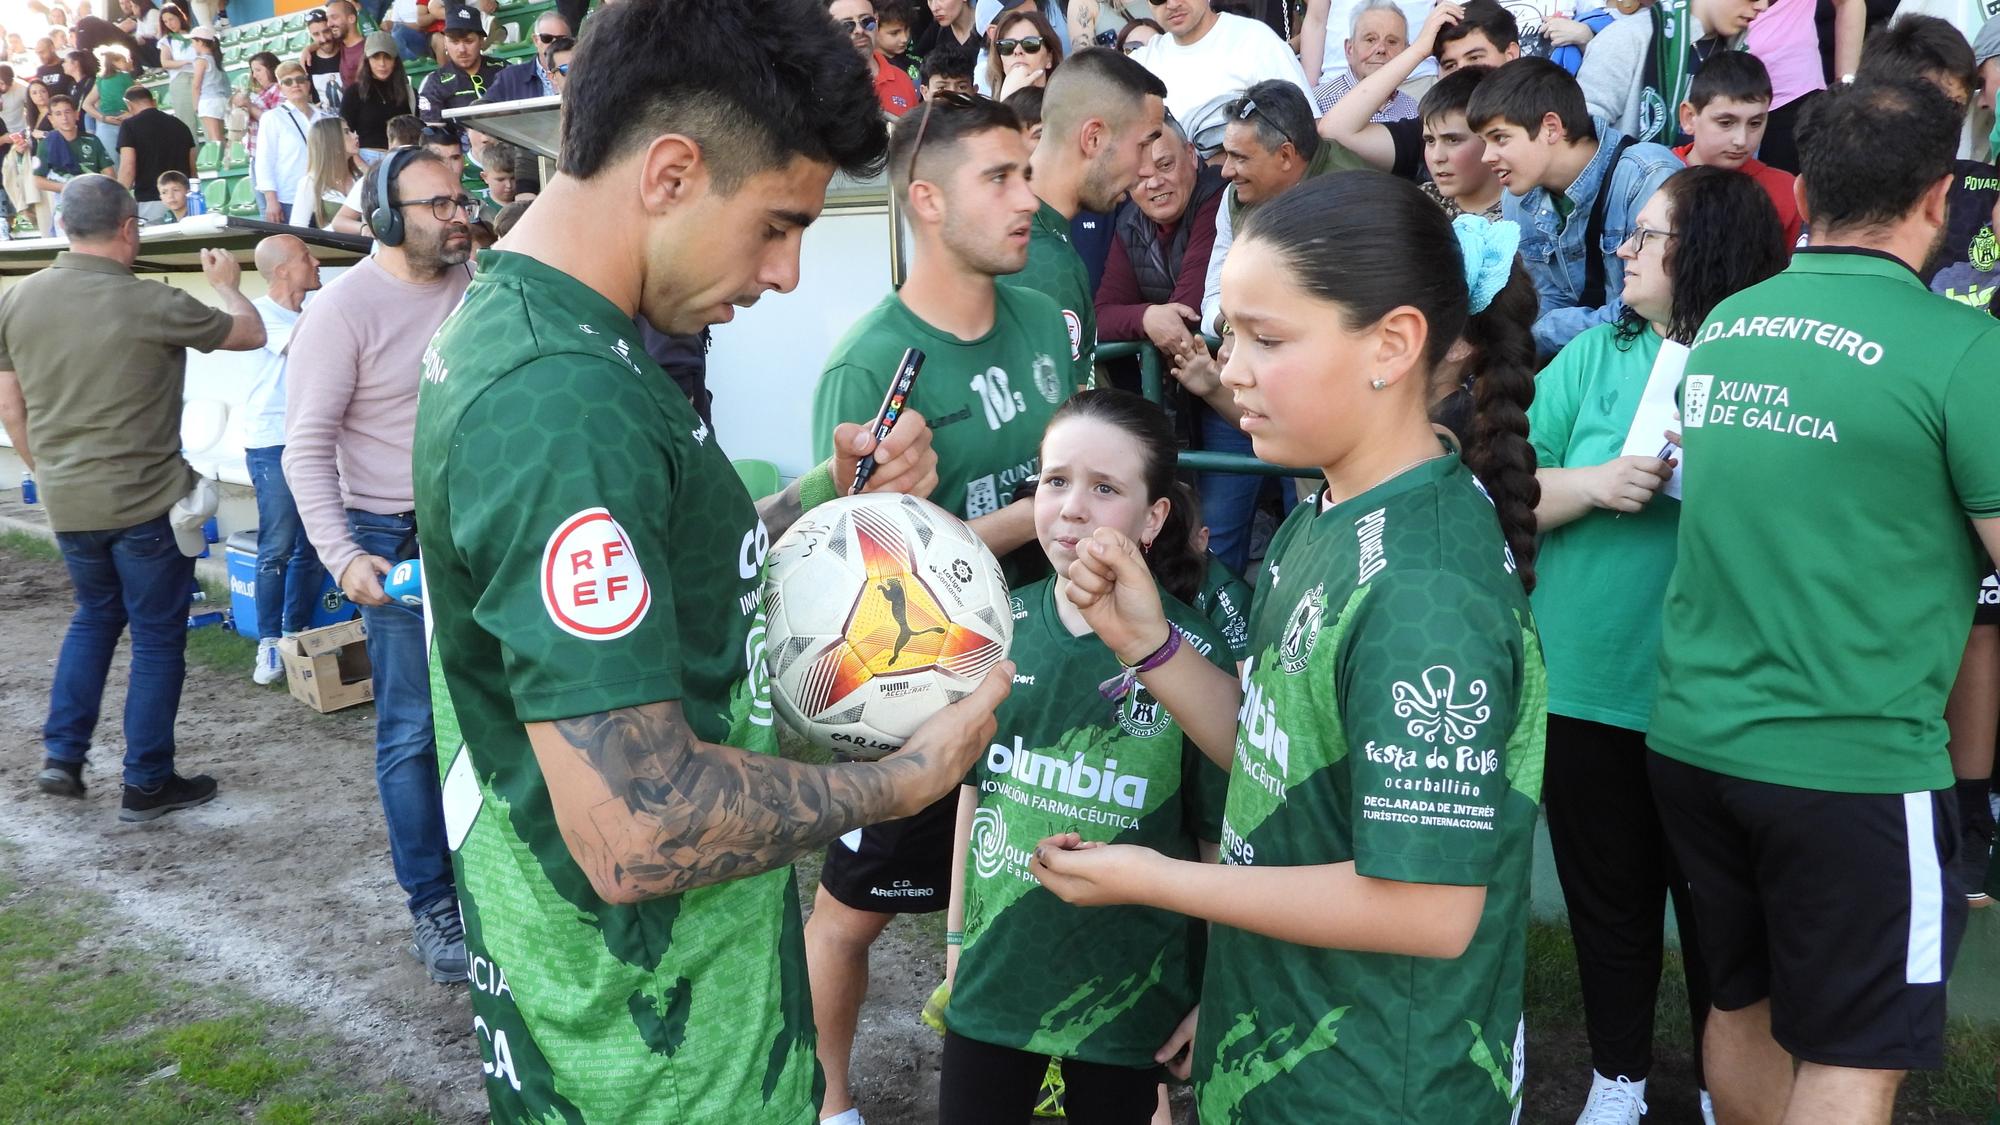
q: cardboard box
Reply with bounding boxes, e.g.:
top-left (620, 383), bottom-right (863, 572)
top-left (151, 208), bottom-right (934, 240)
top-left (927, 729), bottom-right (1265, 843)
top-left (280, 618), bottom-right (374, 713)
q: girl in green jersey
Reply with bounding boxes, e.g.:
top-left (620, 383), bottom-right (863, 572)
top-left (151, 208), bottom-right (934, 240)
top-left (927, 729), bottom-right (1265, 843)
top-left (1033, 173), bottom-right (1548, 1124)
top-left (939, 389), bottom-right (1233, 1124)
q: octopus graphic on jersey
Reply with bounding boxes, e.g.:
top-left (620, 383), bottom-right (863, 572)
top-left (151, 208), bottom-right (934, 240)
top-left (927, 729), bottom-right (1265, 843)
top-left (794, 505), bottom-right (1006, 716)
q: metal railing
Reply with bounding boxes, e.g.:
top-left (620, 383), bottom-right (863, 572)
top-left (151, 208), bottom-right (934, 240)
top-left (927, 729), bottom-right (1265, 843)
top-left (1094, 341), bottom-right (1315, 480)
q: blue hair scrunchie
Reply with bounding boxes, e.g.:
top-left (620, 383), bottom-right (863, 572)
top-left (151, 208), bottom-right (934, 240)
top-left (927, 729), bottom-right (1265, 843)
top-left (1453, 214), bottom-right (1522, 315)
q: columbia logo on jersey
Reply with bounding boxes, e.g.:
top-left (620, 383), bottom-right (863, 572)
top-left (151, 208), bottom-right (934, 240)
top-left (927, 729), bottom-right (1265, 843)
top-left (1236, 659), bottom-right (1290, 799)
top-left (986, 737), bottom-right (1150, 809)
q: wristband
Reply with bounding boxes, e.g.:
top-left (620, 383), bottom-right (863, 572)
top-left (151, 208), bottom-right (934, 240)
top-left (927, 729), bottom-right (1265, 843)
top-left (796, 461), bottom-right (838, 514)
top-left (1098, 626), bottom-right (1181, 703)
top-left (945, 930), bottom-right (964, 947)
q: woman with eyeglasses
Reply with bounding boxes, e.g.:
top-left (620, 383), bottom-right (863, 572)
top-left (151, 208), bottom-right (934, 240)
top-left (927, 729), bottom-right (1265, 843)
top-left (984, 8), bottom-right (1063, 99)
top-left (1525, 166), bottom-right (1787, 1125)
top-left (340, 31), bottom-right (412, 158)
top-left (253, 59), bottom-right (319, 225)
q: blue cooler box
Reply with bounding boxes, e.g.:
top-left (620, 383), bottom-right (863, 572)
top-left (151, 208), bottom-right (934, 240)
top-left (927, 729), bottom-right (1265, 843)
top-left (225, 530), bottom-right (357, 639)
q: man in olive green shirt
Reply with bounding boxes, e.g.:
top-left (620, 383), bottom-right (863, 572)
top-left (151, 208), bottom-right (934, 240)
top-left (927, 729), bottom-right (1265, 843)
top-left (0, 175), bottom-right (262, 819)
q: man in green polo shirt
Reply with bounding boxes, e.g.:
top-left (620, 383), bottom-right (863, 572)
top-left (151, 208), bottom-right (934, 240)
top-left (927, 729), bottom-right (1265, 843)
top-left (1009, 47), bottom-right (1168, 387)
top-left (412, 2), bottom-right (1010, 1121)
top-left (1649, 79), bottom-right (2000, 1125)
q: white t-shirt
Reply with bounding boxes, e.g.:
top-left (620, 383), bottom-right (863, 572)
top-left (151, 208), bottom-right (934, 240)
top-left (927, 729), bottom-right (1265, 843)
top-left (391, 0), bottom-right (425, 23)
top-left (1314, 0), bottom-right (1438, 85)
top-left (1132, 13), bottom-right (1315, 151)
top-left (240, 295), bottom-right (301, 449)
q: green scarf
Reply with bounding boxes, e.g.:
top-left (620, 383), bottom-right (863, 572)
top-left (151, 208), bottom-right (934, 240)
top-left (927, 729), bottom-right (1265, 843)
top-left (1640, 0), bottom-right (1700, 145)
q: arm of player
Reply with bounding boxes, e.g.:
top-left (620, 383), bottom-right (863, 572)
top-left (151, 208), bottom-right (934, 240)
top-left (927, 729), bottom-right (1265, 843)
top-left (1065, 528), bottom-right (1241, 766)
top-left (525, 673), bottom-right (1011, 905)
top-left (0, 369), bottom-right (30, 470)
top-left (754, 411), bottom-right (939, 540)
top-left (967, 499), bottom-right (1040, 557)
top-left (1031, 841), bottom-right (1487, 958)
top-left (944, 782), bottom-right (976, 983)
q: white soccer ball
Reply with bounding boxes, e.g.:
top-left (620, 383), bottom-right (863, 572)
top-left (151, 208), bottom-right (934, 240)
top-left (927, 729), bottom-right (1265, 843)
top-left (762, 493), bottom-right (1014, 760)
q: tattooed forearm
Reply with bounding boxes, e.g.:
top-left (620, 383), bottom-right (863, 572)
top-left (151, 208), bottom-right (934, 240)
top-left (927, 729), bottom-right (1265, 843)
top-left (754, 476), bottom-right (806, 541)
top-left (551, 701), bottom-right (924, 901)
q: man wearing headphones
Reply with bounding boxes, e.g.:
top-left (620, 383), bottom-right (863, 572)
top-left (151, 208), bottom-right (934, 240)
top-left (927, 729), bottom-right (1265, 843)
top-left (283, 149), bottom-right (480, 985)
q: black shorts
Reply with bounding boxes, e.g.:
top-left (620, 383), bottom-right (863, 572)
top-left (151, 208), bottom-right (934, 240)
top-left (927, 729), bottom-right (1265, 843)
top-left (817, 789), bottom-right (957, 913)
top-left (1976, 571), bottom-right (2000, 627)
top-left (1648, 751), bottom-right (1965, 1070)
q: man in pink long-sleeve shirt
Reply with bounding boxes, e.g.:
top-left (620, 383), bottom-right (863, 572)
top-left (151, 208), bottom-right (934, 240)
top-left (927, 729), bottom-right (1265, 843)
top-left (283, 150), bottom-right (475, 985)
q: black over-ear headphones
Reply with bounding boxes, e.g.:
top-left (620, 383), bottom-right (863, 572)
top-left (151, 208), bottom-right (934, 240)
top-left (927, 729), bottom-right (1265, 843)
top-left (367, 146), bottom-right (419, 247)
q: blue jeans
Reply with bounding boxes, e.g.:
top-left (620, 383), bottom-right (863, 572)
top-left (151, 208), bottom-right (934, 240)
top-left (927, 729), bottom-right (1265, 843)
top-left (92, 117), bottom-right (120, 155)
top-left (43, 513), bottom-right (196, 789)
top-left (347, 509), bottom-right (454, 915)
top-left (1198, 408), bottom-right (1276, 576)
top-left (390, 22), bottom-right (430, 60)
top-left (246, 446), bottom-right (325, 640)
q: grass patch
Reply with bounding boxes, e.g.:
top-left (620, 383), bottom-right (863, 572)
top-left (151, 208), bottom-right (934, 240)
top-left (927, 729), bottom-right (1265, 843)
top-left (0, 526), bottom-right (60, 562)
top-left (1909, 1018), bottom-right (2000, 1117)
top-left (0, 866), bottom-right (438, 1125)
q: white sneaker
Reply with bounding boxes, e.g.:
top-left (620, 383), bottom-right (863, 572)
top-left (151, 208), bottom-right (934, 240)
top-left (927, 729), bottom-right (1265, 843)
top-left (1576, 1071), bottom-right (1647, 1125)
top-left (253, 638), bottom-right (284, 685)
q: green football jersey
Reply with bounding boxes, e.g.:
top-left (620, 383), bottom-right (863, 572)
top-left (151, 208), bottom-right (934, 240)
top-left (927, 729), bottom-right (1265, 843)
top-left (1191, 553), bottom-right (1253, 664)
top-left (1651, 250), bottom-right (2000, 794)
top-left (947, 577), bottom-right (1232, 1066)
top-left (1192, 456), bottom-right (1546, 1125)
top-left (813, 286), bottom-right (1074, 521)
top-left (414, 252), bottom-right (818, 1124)
top-left (1002, 200), bottom-right (1096, 384)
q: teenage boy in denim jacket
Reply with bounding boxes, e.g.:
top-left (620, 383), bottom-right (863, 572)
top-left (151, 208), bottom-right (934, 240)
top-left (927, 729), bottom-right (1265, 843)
top-left (1470, 57), bottom-right (1681, 355)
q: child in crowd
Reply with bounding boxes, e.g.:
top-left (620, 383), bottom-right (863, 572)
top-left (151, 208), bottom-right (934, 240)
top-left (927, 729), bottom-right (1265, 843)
top-left (156, 168), bottom-right (192, 220)
top-left (875, 0), bottom-right (922, 86)
top-left (1034, 172), bottom-right (1546, 1125)
top-left (1528, 164), bottom-right (1787, 1125)
top-left (921, 44), bottom-right (976, 98)
top-left (1468, 57), bottom-right (1680, 355)
top-left (939, 388), bottom-right (1231, 1125)
top-left (1673, 51), bottom-right (1802, 246)
top-left (1003, 84), bottom-right (1044, 146)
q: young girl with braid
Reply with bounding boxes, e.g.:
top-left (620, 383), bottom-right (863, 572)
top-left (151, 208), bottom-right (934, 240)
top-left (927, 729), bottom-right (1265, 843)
top-left (1033, 172), bottom-right (1547, 1124)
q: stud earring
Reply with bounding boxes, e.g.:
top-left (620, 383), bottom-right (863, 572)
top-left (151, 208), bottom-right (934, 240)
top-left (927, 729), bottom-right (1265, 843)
top-left (1370, 378), bottom-right (1387, 390)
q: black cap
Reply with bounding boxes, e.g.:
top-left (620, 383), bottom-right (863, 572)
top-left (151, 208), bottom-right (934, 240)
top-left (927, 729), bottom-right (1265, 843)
top-left (442, 5), bottom-right (484, 34)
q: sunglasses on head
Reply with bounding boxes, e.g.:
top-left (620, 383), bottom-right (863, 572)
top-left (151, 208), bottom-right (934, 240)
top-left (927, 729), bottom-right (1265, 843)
top-left (1232, 96), bottom-right (1297, 152)
top-left (995, 35), bottom-right (1044, 55)
top-left (906, 89), bottom-right (993, 181)
top-left (836, 14), bottom-right (879, 32)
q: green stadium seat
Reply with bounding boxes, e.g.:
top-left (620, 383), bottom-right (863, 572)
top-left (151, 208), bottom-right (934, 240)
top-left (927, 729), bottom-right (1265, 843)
top-left (201, 177), bottom-right (230, 214)
top-left (221, 141), bottom-right (249, 173)
top-left (284, 11), bottom-right (307, 30)
top-left (194, 141), bottom-right (220, 174)
top-left (733, 460), bottom-right (783, 500)
top-left (226, 175), bottom-right (262, 217)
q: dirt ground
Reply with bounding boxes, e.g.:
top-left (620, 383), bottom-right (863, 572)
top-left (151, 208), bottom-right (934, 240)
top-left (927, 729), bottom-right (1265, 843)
top-left (0, 542), bottom-right (949, 1125)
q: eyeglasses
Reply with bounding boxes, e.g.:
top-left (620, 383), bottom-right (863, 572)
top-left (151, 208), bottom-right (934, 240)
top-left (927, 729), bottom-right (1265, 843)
top-left (1622, 226), bottom-right (1678, 254)
top-left (279, 75), bottom-right (310, 85)
top-left (906, 89), bottom-right (985, 182)
top-left (399, 194), bottom-right (482, 222)
top-left (995, 36), bottom-right (1044, 55)
top-left (534, 31), bottom-right (563, 43)
top-left (1121, 36), bottom-right (1149, 52)
top-left (836, 15), bottom-right (879, 32)
top-left (554, 62), bottom-right (570, 75)
top-left (1231, 96), bottom-right (1297, 152)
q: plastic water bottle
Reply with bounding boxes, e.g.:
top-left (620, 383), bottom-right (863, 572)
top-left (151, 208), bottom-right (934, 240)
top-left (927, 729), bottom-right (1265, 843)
top-left (384, 558), bottom-right (424, 607)
top-left (19, 471), bottom-right (35, 505)
top-left (188, 191), bottom-right (208, 217)
top-left (187, 609), bottom-right (227, 630)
